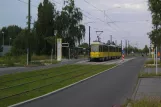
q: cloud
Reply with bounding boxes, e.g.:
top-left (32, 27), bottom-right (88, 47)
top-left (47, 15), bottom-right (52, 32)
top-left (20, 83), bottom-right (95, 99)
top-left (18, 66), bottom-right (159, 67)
top-left (113, 3), bottom-right (147, 10)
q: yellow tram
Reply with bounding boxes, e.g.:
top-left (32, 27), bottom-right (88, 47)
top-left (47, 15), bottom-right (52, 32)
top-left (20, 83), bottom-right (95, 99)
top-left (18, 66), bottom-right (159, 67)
top-left (90, 42), bottom-right (122, 61)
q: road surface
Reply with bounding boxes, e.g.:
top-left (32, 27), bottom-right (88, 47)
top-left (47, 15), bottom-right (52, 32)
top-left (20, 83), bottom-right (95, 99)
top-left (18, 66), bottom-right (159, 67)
top-left (18, 57), bottom-right (145, 107)
top-left (0, 59), bottom-right (86, 76)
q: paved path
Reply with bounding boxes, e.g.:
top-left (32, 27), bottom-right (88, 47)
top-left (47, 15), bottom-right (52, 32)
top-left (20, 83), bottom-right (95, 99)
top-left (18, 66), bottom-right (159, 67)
top-left (134, 78), bottom-right (161, 100)
top-left (0, 59), bottom-right (86, 76)
top-left (144, 68), bottom-right (161, 73)
top-left (18, 57), bottom-right (145, 107)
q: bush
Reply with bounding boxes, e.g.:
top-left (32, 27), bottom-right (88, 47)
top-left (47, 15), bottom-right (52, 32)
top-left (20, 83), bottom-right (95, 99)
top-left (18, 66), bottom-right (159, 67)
top-left (2, 57), bottom-right (15, 66)
top-left (145, 60), bottom-right (161, 64)
top-left (31, 55), bottom-right (50, 61)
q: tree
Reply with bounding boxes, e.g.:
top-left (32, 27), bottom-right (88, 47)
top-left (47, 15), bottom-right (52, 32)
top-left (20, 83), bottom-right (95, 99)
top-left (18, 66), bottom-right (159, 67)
top-left (77, 24), bottom-right (85, 45)
top-left (11, 29), bottom-right (28, 55)
top-left (143, 45), bottom-right (149, 55)
top-left (11, 29), bottom-right (36, 56)
top-left (34, 0), bottom-right (56, 54)
top-left (58, 0), bottom-right (85, 47)
top-left (0, 26), bottom-right (22, 46)
top-left (148, 0), bottom-right (161, 61)
top-left (0, 0), bottom-right (86, 58)
top-left (79, 43), bottom-right (88, 48)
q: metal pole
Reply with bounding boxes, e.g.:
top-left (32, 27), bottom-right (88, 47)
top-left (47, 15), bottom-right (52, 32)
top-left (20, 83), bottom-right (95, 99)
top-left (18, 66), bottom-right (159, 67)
top-left (69, 48), bottom-right (70, 59)
top-left (9, 38), bottom-right (10, 46)
top-left (110, 35), bottom-right (112, 43)
top-left (27, 48), bottom-right (29, 66)
top-left (55, 37), bottom-right (57, 60)
top-left (121, 40), bottom-right (122, 55)
top-left (89, 26), bottom-right (91, 59)
top-left (149, 47), bottom-right (151, 56)
top-left (3, 33), bottom-right (4, 46)
top-left (27, 0), bottom-right (31, 63)
top-left (156, 47), bottom-right (158, 75)
top-left (154, 48), bottom-right (155, 65)
top-left (51, 48), bottom-right (53, 64)
top-left (128, 41), bottom-right (129, 55)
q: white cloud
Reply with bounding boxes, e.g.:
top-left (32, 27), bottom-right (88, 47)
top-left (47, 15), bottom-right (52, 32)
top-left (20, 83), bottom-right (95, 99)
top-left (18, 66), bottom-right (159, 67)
top-left (113, 3), bottom-right (147, 10)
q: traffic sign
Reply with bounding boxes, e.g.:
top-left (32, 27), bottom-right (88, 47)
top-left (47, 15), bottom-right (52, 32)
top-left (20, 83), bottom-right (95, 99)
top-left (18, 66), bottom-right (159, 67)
top-left (158, 52), bottom-right (160, 57)
top-left (122, 50), bottom-right (125, 54)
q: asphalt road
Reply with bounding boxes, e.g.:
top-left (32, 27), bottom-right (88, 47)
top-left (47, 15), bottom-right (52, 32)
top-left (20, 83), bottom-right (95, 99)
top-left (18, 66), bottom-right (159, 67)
top-left (18, 57), bottom-right (145, 107)
top-left (0, 59), bottom-right (86, 76)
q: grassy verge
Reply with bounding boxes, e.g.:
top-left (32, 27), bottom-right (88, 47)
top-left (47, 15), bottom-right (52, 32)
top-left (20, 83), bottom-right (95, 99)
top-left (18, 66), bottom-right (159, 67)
top-left (0, 55), bottom-right (58, 67)
top-left (144, 64), bottom-right (161, 68)
top-left (0, 64), bottom-right (115, 107)
top-left (123, 98), bottom-right (161, 107)
top-left (145, 59), bottom-right (161, 65)
top-left (139, 72), bottom-right (161, 78)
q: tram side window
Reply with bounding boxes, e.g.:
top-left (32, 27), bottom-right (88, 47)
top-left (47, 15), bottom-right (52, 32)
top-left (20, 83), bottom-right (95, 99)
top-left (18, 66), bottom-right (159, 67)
top-left (116, 47), bottom-right (118, 52)
top-left (111, 47), bottom-right (114, 52)
top-left (99, 45), bottom-right (102, 52)
top-left (105, 46), bottom-right (108, 52)
top-left (119, 48), bottom-right (121, 52)
top-left (91, 45), bottom-right (99, 52)
top-left (103, 45), bottom-right (107, 52)
top-left (109, 46), bottom-right (111, 52)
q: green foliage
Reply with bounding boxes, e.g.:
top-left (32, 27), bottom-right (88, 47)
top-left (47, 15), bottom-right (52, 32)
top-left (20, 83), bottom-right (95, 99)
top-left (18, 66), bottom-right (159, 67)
top-left (0, 0), bottom-right (86, 57)
top-left (0, 46), bottom-right (3, 52)
top-left (0, 56), bottom-right (26, 67)
top-left (45, 36), bottom-right (56, 47)
top-left (79, 43), bottom-right (88, 48)
top-left (145, 60), bottom-right (161, 64)
top-left (128, 98), bottom-right (161, 107)
top-left (124, 45), bottom-right (141, 54)
top-left (143, 45), bottom-right (149, 54)
top-left (31, 55), bottom-right (50, 61)
top-left (0, 25), bottom-right (22, 46)
top-left (148, 0), bottom-right (161, 47)
top-left (56, 0), bottom-right (85, 47)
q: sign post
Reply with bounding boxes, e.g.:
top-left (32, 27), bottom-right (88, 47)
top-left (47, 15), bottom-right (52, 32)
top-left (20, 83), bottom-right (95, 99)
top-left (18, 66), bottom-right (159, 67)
top-left (122, 49), bottom-right (125, 61)
top-left (62, 43), bottom-right (69, 59)
top-left (154, 49), bottom-right (155, 65)
top-left (27, 48), bottom-right (29, 66)
top-left (57, 38), bottom-right (62, 61)
top-left (156, 47), bottom-right (158, 75)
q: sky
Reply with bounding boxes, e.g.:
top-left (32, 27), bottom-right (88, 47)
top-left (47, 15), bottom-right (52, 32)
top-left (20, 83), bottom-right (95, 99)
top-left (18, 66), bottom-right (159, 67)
top-left (0, 0), bottom-right (152, 49)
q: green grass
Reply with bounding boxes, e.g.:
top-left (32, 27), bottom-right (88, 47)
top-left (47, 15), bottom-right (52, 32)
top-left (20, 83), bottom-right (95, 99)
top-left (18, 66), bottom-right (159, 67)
top-left (31, 55), bottom-right (50, 61)
top-left (144, 64), bottom-right (161, 68)
top-left (0, 64), bottom-right (115, 107)
top-left (124, 98), bottom-right (161, 107)
top-left (145, 60), bottom-right (161, 64)
top-left (139, 72), bottom-right (161, 78)
top-left (0, 55), bottom-right (58, 67)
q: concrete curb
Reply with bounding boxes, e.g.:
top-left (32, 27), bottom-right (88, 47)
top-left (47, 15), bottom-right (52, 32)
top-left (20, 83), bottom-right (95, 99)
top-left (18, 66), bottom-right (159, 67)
top-left (132, 78), bottom-right (141, 100)
top-left (9, 65), bottom-right (119, 107)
